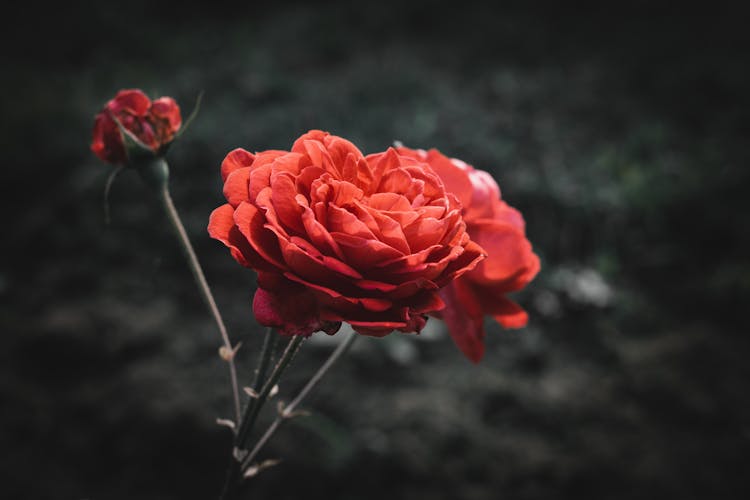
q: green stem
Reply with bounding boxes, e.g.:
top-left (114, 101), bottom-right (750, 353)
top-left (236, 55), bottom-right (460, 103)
top-left (236, 335), bottom-right (304, 449)
top-left (151, 160), bottom-right (241, 425)
top-left (237, 328), bottom-right (276, 437)
top-left (220, 335), bottom-right (303, 499)
top-left (241, 332), bottom-right (356, 471)
top-left (253, 328), bottom-right (276, 393)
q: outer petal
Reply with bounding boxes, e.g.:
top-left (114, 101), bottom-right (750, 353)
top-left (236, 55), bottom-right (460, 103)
top-left (423, 149), bottom-right (475, 210)
top-left (471, 282), bottom-right (530, 329)
top-left (464, 169), bottom-right (503, 221)
top-left (208, 204), bottom-right (276, 271)
top-left (437, 278), bottom-right (486, 363)
top-left (151, 97), bottom-right (182, 132)
top-left (233, 201), bottom-right (286, 270)
top-left (221, 148), bottom-right (256, 182)
top-left (253, 284), bottom-right (340, 336)
top-left (467, 220), bottom-right (537, 286)
top-left (491, 298), bottom-right (529, 329)
top-left (109, 89), bottom-right (151, 116)
top-left (91, 112), bottom-right (125, 164)
top-left (208, 204), bottom-right (244, 262)
top-left (223, 167), bottom-right (252, 207)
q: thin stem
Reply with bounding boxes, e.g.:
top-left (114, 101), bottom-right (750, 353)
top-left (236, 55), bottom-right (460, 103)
top-left (252, 328), bottom-right (276, 392)
top-left (103, 165), bottom-right (124, 225)
top-left (241, 331), bottom-right (357, 471)
top-left (236, 335), bottom-right (304, 448)
top-left (238, 328), bottom-right (276, 434)
top-left (158, 184), bottom-right (242, 425)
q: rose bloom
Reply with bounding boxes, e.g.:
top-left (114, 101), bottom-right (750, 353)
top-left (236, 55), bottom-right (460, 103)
top-left (209, 130), bottom-right (485, 337)
top-left (91, 89), bottom-right (181, 164)
top-left (395, 147), bottom-right (540, 362)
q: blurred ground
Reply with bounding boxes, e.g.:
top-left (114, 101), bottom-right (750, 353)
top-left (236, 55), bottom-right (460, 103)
top-left (2, 2), bottom-right (750, 499)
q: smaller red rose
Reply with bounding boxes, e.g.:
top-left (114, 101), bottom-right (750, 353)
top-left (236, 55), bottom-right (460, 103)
top-left (91, 89), bottom-right (182, 164)
top-left (395, 147), bottom-right (540, 363)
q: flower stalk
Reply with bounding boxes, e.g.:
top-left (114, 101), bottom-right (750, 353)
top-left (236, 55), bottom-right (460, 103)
top-left (241, 331), bottom-right (357, 470)
top-left (252, 328), bottom-right (277, 394)
top-left (220, 333), bottom-right (304, 500)
top-left (147, 159), bottom-right (242, 425)
top-left (235, 335), bottom-right (304, 448)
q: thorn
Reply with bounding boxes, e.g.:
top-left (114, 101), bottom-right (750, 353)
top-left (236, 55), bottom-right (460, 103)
top-left (243, 387), bottom-right (259, 398)
top-left (219, 341), bottom-right (242, 362)
top-left (269, 384), bottom-right (279, 398)
top-left (243, 465), bottom-right (260, 478)
top-left (279, 402), bottom-right (310, 419)
top-left (243, 458), bottom-right (282, 478)
top-left (216, 418), bottom-right (236, 430)
top-left (233, 447), bottom-right (248, 462)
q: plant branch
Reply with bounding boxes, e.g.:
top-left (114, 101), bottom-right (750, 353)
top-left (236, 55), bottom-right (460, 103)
top-left (158, 181), bottom-right (242, 425)
top-left (238, 328), bottom-right (276, 434)
top-left (235, 335), bottom-right (304, 449)
top-left (241, 331), bottom-right (357, 471)
top-left (253, 327), bottom-right (276, 392)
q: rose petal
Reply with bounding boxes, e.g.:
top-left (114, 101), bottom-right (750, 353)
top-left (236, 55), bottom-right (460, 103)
top-left (331, 232), bottom-right (403, 269)
top-left (467, 220), bottom-right (536, 285)
top-left (327, 205), bottom-right (377, 240)
top-left (437, 279), bottom-right (486, 363)
top-left (91, 112), bottom-right (126, 164)
top-left (403, 216), bottom-right (450, 252)
top-left (208, 204), bottom-right (274, 271)
top-left (491, 298), bottom-right (529, 329)
top-left (234, 201), bottom-right (286, 270)
top-left (109, 89), bottom-right (151, 116)
top-left (221, 148), bottom-right (255, 181)
top-left (421, 149), bottom-right (475, 210)
top-left (253, 286), bottom-right (340, 336)
top-left (151, 97), bottom-right (182, 131)
top-left (300, 205), bottom-right (345, 259)
top-left (223, 167), bottom-right (251, 207)
top-left (270, 172), bottom-right (305, 235)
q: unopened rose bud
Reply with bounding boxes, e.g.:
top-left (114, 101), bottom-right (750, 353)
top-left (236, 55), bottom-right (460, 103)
top-left (91, 89), bottom-right (182, 166)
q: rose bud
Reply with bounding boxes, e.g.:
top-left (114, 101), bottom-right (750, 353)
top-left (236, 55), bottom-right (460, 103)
top-left (395, 147), bottom-right (540, 363)
top-left (91, 89), bottom-right (182, 165)
top-left (209, 130), bottom-right (486, 338)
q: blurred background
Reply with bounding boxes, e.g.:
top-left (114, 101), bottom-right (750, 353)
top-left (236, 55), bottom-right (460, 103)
top-left (2, 1), bottom-right (749, 498)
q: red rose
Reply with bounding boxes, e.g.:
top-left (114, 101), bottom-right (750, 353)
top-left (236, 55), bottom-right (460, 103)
top-left (395, 147), bottom-right (540, 362)
top-left (208, 130), bottom-right (485, 337)
top-left (91, 89), bottom-right (182, 164)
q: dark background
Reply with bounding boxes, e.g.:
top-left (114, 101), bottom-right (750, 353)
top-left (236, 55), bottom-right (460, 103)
top-left (2, 2), bottom-right (749, 499)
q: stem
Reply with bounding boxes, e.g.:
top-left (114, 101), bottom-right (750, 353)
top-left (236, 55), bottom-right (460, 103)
top-left (241, 332), bottom-right (356, 471)
top-left (158, 181), bottom-right (242, 425)
top-left (237, 328), bottom-right (276, 437)
top-left (235, 335), bottom-right (304, 449)
top-left (253, 328), bottom-right (276, 392)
